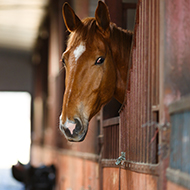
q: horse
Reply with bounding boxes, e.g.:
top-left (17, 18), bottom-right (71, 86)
top-left (59, 1), bottom-right (133, 142)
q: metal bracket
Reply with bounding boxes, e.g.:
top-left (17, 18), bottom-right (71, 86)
top-left (115, 152), bottom-right (126, 165)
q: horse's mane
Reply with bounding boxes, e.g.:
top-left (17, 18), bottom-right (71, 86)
top-left (110, 23), bottom-right (133, 65)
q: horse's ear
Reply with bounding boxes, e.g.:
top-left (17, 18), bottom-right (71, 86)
top-left (95, 1), bottom-right (110, 35)
top-left (62, 2), bottom-right (82, 32)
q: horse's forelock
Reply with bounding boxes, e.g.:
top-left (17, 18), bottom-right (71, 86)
top-left (67, 18), bottom-right (104, 48)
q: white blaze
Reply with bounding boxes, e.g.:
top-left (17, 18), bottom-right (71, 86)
top-left (74, 42), bottom-right (86, 61)
top-left (59, 114), bottom-right (63, 126)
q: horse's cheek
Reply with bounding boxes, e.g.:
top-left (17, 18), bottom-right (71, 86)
top-left (91, 69), bottom-right (102, 92)
top-left (105, 65), bottom-right (116, 90)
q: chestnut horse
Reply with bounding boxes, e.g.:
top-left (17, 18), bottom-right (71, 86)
top-left (59, 1), bottom-right (133, 142)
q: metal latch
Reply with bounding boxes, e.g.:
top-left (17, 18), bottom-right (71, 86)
top-left (115, 152), bottom-right (126, 165)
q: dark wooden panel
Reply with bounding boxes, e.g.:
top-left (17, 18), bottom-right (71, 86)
top-left (103, 117), bottom-right (119, 127)
top-left (103, 124), bottom-right (119, 159)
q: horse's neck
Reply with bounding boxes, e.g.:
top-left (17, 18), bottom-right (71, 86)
top-left (110, 24), bottom-right (133, 103)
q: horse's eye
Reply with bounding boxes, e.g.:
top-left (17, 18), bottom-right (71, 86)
top-left (95, 57), bottom-right (105, 65)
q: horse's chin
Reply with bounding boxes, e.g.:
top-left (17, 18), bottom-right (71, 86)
top-left (67, 130), bottom-right (87, 142)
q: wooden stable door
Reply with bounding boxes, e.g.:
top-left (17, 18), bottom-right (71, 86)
top-left (100, 0), bottom-right (160, 189)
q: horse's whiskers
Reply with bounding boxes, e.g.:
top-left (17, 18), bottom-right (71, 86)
top-left (59, 66), bottom-right (65, 75)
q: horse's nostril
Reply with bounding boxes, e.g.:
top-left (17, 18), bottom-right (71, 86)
top-left (60, 118), bottom-right (82, 137)
top-left (64, 128), bottom-right (72, 137)
top-left (74, 118), bottom-right (82, 133)
top-left (59, 117), bottom-right (85, 141)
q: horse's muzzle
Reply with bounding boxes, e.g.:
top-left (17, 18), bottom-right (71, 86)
top-left (59, 117), bottom-right (88, 142)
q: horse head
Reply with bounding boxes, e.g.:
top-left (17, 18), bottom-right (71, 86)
top-left (59, 1), bottom-right (132, 142)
